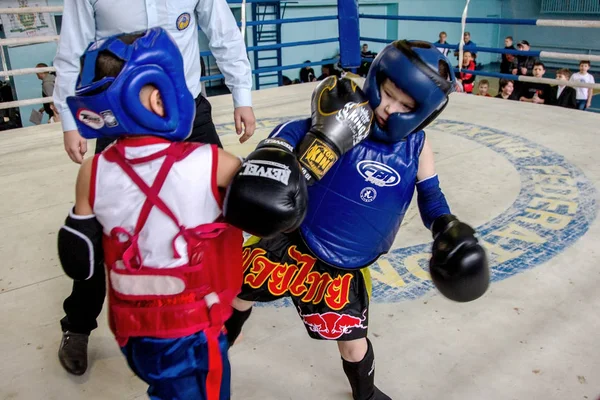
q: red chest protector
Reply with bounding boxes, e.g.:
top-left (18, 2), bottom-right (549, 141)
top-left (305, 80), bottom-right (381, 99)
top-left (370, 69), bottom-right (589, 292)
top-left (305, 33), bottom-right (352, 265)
top-left (95, 140), bottom-right (243, 347)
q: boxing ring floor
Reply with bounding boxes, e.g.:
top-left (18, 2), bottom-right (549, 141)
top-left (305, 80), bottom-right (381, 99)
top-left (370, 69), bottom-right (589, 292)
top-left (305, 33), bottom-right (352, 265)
top-left (1, 82), bottom-right (599, 400)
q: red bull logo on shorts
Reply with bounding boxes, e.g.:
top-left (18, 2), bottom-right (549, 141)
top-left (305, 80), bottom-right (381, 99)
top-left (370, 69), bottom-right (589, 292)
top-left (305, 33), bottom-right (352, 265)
top-left (298, 309), bottom-right (367, 340)
top-left (242, 245), bottom-right (353, 310)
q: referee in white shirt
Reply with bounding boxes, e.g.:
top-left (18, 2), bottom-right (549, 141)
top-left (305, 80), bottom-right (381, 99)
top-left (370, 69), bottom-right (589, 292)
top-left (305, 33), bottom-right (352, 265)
top-left (53, 0), bottom-right (256, 164)
top-left (53, 0), bottom-right (255, 376)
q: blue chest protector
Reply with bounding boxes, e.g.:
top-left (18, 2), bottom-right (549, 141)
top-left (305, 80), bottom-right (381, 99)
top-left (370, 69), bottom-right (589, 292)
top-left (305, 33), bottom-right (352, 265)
top-left (271, 119), bottom-right (426, 269)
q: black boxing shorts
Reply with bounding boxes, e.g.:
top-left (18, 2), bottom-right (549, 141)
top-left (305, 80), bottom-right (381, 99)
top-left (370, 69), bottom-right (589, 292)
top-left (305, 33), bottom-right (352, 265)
top-left (239, 232), bottom-right (371, 341)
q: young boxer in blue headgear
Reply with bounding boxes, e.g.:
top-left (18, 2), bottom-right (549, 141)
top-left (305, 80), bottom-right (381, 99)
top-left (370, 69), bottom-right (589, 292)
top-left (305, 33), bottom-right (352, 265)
top-left (225, 40), bottom-right (490, 400)
top-left (56, 27), bottom-right (313, 399)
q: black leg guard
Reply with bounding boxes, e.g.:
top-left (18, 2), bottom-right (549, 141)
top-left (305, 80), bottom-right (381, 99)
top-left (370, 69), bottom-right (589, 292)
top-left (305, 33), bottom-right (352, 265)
top-left (224, 307), bottom-right (252, 347)
top-left (342, 338), bottom-right (392, 400)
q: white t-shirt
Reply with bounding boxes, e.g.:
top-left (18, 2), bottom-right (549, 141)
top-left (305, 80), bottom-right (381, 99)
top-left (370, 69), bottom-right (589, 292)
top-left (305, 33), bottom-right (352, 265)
top-left (570, 72), bottom-right (595, 100)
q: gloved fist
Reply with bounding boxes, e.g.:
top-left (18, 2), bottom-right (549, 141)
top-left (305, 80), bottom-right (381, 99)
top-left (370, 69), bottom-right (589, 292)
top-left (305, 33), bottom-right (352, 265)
top-left (429, 214), bottom-right (489, 302)
top-left (223, 138), bottom-right (308, 238)
top-left (297, 76), bottom-right (373, 183)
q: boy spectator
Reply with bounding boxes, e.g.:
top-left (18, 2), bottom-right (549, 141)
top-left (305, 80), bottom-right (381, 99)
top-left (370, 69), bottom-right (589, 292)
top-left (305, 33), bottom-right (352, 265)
top-left (359, 44), bottom-right (377, 77)
top-left (570, 60), bottom-right (595, 110)
top-left (300, 61), bottom-right (316, 83)
top-left (551, 68), bottom-right (577, 109)
top-left (519, 61), bottom-right (551, 104)
top-left (457, 51), bottom-right (476, 93)
top-left (476, 80), bottom-right (492, 97)
top-left (495, 79), bottom-right (516, 100)
top-left (435, 31), bottom-right (450, 57)
top-left (501, 36), bottom-right (515, 74)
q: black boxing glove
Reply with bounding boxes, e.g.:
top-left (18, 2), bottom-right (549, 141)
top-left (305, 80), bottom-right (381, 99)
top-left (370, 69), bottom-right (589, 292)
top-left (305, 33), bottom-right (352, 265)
top-left (223, 138), bottom-right (308, 238)
top-left (429, 214), bottom-right (490, 302)
top-left (297, 76), bottom-right (373, 183)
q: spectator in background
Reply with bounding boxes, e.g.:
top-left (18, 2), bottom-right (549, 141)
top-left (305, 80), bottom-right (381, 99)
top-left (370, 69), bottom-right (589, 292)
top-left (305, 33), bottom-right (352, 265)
top-left (435, 31), bottom-right (450, 57)
top-left (359, 43), bottom-right (377, 77)
top-left (495, 79), bottom-right (516, 100)
top-left (500, 36), bottom-right (515, 74)
top-left (570, 60), bottom-right (595, 110)
top-left (300, 61), bottom-right (316, 83)
top-left (476, 80), bottom-right (492, 97)
top-left (519, 61), bottom-right (551, 104)
top-left (36, 63), bottom-right (56, 120)
top-left (550, 68), bottom-right (577, 109)
top-left (317, 64), bottom-right (339, 81)
top-left (457, 51), bottom-right (476, 93)
top-left (455, 32), bottom-right (476, 61)
top-left (511, 40), bottom-right (536, 77)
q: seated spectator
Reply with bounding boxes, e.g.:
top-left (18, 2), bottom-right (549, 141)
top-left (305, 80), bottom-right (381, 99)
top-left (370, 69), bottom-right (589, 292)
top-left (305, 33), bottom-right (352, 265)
top-left (282, 75), bottom-right (292, 86)
top-left (550, 68), bottom-right (577, 109)
top-left (570, 60), bottom-right (595, 110)
top-left (476, 80), bottom-right (492, 97)
top-left (511, 40), bottom-right (537, 94)
top-left (359, 43), bottom-right (377, 77)
top-left (457, 51), bottom-right (476, 93)
top-left (300, 62), bottom-right (316, 83)
top-left (519, 61), bottom-right (551, 104)
top-left (501, 36), bottom-right (515, 74)
top-left (495, 79), bottom-right (517, 100)
top-left (318, 64), bottom-right (339, 81)
top-left (435, 32), bottom-right (450, 57)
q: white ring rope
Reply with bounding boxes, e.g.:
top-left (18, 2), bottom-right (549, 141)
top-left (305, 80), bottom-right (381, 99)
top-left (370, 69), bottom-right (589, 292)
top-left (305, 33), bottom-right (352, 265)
top-left (537, 19), bottom-right (600, 28)
top-left (0, 6), bottom-right (62, 14)
top-left (0, 97), bottom-right (53, 111)
top-left (0, 35), bottom-right (59, 47)
top-left (0, 66), bottom-right (56, 78)
top-left (458, 0), bottom-right (471, 74)
top-left (540, 51), bottom-right (600, 62)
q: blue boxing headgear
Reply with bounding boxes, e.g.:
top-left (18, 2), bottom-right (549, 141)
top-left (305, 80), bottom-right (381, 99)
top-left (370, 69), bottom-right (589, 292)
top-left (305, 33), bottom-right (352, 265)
top-left (67, 27), bottom-right (195, 141)
top-left (363, 40), bottom-right (456, 143)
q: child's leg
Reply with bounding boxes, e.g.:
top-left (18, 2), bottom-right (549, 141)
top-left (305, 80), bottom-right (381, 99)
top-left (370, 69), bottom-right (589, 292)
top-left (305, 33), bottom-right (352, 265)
top-left (338, 338), bottom-right (391, 400)
top-left (122, 331), bottom-right (231, 400)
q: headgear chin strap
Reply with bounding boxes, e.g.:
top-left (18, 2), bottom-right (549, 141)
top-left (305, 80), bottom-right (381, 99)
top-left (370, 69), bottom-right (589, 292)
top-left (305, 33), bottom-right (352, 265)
top-left (67, 27), bottom-right (195, 142)
top-left (363, 40), bottom-right (456, 143)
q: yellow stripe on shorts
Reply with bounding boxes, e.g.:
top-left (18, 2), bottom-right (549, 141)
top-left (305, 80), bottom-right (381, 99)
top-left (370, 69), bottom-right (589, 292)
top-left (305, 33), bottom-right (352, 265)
top-left (243, 235), bottom-right (261, 247)
top-left (360, 267), bottom-right (372, 299)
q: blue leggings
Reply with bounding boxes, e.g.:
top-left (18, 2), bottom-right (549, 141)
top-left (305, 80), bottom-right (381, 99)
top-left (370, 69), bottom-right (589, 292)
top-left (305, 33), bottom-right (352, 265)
top-left (121, 331), bottom-right (231, 400)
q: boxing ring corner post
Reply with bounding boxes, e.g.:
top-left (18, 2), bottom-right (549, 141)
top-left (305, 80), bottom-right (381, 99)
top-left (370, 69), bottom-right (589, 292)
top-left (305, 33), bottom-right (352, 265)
top-left (337, 0), bottom-right (361, 72)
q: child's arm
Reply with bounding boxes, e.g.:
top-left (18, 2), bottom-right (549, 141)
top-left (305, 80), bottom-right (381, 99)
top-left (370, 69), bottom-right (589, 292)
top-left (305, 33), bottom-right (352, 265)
top-left (74, 157), bottom-right (94, 215)
top-left (216, 148), bottom-right (242, 189)
top-left (416, 137), bottom-right (489, 303)
top-left (587, 76), bottom-right (594, 108)
top-left (415, 138), bottom-right (450, 230)
top-left (57, 156), bottom-right (103, 281)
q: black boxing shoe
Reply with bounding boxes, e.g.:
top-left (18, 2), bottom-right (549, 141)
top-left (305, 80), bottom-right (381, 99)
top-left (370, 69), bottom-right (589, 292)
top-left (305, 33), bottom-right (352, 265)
top-left (58, 331), bottom-right (88, 376)
top-left (372, 387), bottom-right (392, 400)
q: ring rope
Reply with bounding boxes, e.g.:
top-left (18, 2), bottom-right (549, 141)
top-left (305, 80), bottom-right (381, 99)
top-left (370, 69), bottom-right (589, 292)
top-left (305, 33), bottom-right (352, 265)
top-left (453, 69), bottom-right (600, 90)
top-left (359, 14), bottom-right (600, 28)
top-left (0, 66), bottom-right (56, 78)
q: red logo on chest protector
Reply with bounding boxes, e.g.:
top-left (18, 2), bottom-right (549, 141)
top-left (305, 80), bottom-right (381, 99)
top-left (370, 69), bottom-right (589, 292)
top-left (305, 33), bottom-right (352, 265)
top-left (299, 309), bottom-right (367, 340)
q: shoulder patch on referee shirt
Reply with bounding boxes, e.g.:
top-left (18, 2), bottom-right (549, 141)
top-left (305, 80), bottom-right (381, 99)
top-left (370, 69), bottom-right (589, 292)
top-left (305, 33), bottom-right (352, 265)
top-left (176, 13), bottom-right (191, 31)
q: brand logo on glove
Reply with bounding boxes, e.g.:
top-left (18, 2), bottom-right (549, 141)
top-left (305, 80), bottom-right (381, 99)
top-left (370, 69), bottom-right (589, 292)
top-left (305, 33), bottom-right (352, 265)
top-left (335, 102), bottom-right (372, 146)
top-left (239, 160), bottom-right (291, 185)
top-left (100, 110), bottom-right (118, 128)
top-left (77, 109), bottom-right (104, 129)
top-left (299, 138), bottom-right (338, 180)
top-left (357, 160), bottom-right (401, 187)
